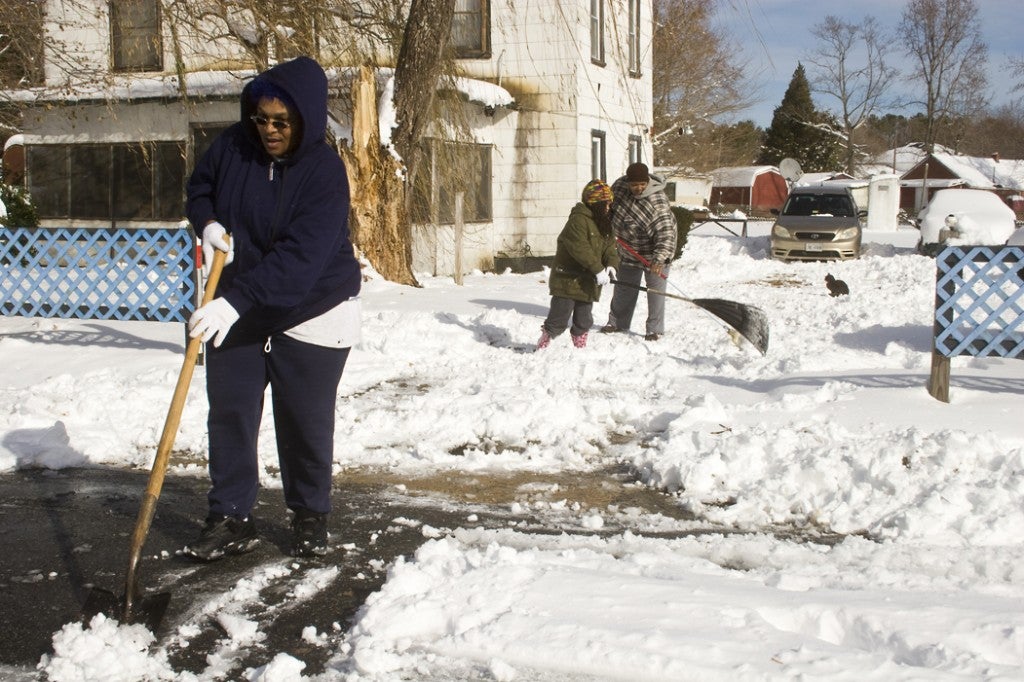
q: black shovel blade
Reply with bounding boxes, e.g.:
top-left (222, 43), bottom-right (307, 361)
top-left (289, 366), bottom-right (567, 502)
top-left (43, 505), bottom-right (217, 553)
top-left (82, 587), bottom-right (171, 633)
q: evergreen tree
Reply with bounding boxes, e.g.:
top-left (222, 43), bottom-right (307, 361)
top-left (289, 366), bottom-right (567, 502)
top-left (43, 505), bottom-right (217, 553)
top-left (0, 183), bottom-right (38, 228)
top-left (758, 64), bottom-right (842, 171)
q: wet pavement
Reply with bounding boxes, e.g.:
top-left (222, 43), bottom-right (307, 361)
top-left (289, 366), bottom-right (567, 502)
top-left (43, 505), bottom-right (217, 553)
top-left (0, 464), bottom-right (701, 678)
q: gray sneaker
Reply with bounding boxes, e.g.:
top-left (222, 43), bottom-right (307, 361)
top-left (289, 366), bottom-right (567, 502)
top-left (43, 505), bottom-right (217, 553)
top-left (183, 514), bottom-right (259, 562)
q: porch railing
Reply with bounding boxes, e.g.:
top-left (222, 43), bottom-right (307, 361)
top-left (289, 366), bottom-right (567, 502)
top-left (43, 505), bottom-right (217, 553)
top-left (0, 225), bottom-right (198, 323)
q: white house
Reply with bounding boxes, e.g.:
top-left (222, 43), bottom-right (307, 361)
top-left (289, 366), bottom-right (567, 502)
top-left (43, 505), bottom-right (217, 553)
top-left (7, 0), bottom-right (654, 276)
top-left (897, 151), bottom-right (1024, 213)
top-left (652, 167), bottom-right (712, 209)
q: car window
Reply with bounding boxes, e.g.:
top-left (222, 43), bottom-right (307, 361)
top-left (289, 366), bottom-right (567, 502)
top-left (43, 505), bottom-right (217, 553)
top-left (823, 196), bottom-right (854, 216)
top-left (783, 195), bottom-right (815, 215)
top-left (783, 194), bottom-right (853, 217)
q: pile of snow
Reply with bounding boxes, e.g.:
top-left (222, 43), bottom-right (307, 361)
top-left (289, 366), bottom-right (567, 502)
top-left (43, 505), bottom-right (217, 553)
top-left (3, 223), bottom-right (1024, 680)
top-left (917, 188), bottom-right (1017, 247)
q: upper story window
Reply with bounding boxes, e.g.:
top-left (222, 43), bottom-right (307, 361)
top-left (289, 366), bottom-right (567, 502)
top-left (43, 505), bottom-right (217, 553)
top-left (452, 0), bottom-right (490, 59)
top-left (590, 0), bottom-right (605, 65)
top-left (628, 0), bottom-right (641, 77)
top-left (0, 0), bottom-right (45, 87)
top-left (111, 0), bottom-right (162, 72)
top-left (628, 135), bottom-right (642, 165)
top-left (591, 130), bottom-right (606, 181)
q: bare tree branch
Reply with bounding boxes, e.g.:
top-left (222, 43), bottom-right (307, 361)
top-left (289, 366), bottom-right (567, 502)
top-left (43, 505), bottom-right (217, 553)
top-left (898, 0), bottom-right (989, 153)
top-left (652, 0), bottom-right (758, 171)
top-left (806, 15), bottom-right (898, 173)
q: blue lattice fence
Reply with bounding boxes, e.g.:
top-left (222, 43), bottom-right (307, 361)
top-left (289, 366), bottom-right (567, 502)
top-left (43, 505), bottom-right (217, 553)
top-left (0, 226), bottom-right (198, 323)
top-left (928, 245), bottom-right (1024, 401)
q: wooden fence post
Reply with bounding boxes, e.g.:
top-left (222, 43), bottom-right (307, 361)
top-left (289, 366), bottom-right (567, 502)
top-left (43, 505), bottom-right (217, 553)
top-left (927, 351), bottom-right (950, 403)
top-left (454, 192), bottom-right (464, 286)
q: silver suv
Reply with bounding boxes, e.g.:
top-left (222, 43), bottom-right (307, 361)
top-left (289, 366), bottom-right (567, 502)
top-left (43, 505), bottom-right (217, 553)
top-left (770, 186), bottom-right (863, 262)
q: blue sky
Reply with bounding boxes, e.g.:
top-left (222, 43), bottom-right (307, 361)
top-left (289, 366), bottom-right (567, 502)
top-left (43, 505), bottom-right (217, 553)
top-left (724, 0), bottom-right (1022, 127)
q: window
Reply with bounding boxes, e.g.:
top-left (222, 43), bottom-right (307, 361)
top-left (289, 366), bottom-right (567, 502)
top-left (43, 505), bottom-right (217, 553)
top-left (589, 0), bottom-right (604, 65)
top-left (411, 140), bottom-right (492, 224)
top-left (27, 142), bottom-right (185, 221)
top-left (627, 0), bottom-right (641, 76)
top-left (25, 145), bottom-right (68, 216)
top-left (628, 135), bottom-right (642, 165)
top-left (111, 0), bottom-right (162, 72)
top-left (591, 130), bottom-right (606, 181)
top-left (191, 123), bottom-right (231, 170)
top-left (0, 0), bottom-right (45, 87)
top-left (71, 145), bottom-right (111, 218)
top-left (452, 0), bottom-right (490, 58)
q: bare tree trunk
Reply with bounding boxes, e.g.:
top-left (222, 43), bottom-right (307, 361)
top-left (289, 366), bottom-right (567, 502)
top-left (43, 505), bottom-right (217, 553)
top-left (391, 0), bottom-right (457, 194)
top-left (343, 0), bottom-right (454, 285)
top-left (341, 65), bottom-right (418, 286)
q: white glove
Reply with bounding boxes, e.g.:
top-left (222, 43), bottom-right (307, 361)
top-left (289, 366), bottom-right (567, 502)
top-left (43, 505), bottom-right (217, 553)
top-left (201, 221), bottom-right (234, 278)
top-left (595, 266), bottom-right (616, 287)
top-left (189, 298), bottom-right (239, 348)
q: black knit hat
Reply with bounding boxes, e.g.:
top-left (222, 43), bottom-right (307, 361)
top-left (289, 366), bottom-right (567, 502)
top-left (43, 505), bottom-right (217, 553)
top-left (626, 162), bottom-right (650, 182)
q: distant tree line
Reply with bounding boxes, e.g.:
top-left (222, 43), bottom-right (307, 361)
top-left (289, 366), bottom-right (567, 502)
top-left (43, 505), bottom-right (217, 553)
top-left (653, 0), bottom-right (1024, 175)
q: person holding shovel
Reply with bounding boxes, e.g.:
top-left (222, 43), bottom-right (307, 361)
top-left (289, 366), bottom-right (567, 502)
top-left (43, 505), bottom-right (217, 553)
top-left (600, 162), bottom-right (677, 341)
top-left (183, 56), bottom-right (362, 560)
top-left (537, 179), bottom-right (619, 350)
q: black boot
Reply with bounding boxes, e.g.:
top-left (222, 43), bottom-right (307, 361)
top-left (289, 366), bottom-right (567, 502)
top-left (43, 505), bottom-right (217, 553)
top-left (291, 509), bottom-right (328, 557)
top-left (183, 514), bottom-right (259, 562)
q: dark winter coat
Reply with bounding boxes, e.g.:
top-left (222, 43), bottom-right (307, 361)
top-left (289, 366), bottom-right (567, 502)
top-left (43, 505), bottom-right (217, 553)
top-left (548, 203), bottom-right (619, 303)
top-left (186, 56), bottom-right (361, 339)
top-left (610, 174), bottom-right (677, 266)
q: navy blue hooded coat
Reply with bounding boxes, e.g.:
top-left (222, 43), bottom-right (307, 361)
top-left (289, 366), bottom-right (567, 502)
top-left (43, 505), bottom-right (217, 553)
top-left (187, 56), bottom-right (361, 340)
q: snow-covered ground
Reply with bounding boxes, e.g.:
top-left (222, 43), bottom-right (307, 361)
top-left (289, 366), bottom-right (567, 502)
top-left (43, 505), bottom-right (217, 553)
top-left (3, 222), bottom-right (1024, 681)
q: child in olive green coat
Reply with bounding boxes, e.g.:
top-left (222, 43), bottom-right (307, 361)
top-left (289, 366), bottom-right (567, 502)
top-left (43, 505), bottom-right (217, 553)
top-left (538, 179), bottom-right (620, 349)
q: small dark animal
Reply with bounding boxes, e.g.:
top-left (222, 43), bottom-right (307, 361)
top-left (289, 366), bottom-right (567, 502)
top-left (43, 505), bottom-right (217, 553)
top-left (825, 274), bottom-right (849, 297)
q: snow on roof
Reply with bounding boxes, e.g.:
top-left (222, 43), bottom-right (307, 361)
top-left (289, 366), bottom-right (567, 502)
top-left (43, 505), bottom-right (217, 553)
top-left (865, 143), bottom-right (932, 174)
top-left (3, 134), bottom-right (24, 151)
top-left (710, 165), bottom-right (780, 187)
top-left (795, 173), bottom-right (868, 189)
top-left (450, 76), bottom-right (515, 108)
top-left (899, 178), bottom-right (966, 189)
top-left (931, 152), bottom-right (1024, 191)
top-left (3, 67), bottom-right (515, 110)
top-left (794, 172), bottom-right (836, 185)
top-left (4, 70), bottom-right (257, 104)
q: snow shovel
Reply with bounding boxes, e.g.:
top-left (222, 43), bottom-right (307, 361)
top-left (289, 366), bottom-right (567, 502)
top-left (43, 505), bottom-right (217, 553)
top-left (82, 240), bottom-right (230, 631)
top-left (612, 238), bottom-right (769, 355)
top-left (609, 278), bottom-right (770, 355)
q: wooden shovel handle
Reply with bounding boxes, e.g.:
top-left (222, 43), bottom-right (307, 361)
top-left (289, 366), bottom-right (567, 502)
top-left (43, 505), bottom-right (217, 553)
top-left (123, 238), bottom-right (230, 616)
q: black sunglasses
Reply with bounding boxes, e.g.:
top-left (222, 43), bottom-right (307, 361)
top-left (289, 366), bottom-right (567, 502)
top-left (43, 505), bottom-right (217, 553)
top-left (250, 114), bottom-right (291, 131)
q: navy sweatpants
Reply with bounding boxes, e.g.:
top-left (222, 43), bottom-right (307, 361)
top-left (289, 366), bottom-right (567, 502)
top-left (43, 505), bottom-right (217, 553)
top-left (205, 334), bottom-right (350, 519)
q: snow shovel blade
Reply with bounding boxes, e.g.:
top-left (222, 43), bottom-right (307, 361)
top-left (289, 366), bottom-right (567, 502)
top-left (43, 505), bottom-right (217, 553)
top-left (81, 586), bottom-right (170, 632)
top-left (692, 297), bottom-right (770, 356)
top-left (609, 278), bottom-right (770, 355)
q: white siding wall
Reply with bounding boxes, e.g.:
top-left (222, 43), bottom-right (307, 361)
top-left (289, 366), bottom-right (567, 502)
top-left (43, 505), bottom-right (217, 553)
top-left (43, 0), bottom-right (110, 81)
top-left (438, 0), bottom-right (653, 272)
top-left (33, 1), bottom-right (654, 275)
top-left (43, 0), bottom-right (259, 84)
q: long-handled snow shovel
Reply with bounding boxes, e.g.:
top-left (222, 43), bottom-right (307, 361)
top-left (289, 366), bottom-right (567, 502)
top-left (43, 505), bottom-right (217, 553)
top-left (611, 238), bottom-right (769, 355)
top-left (609, 278), bottom-right (770, 355)
top-left (82, 240), bottom-right (230, 631)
